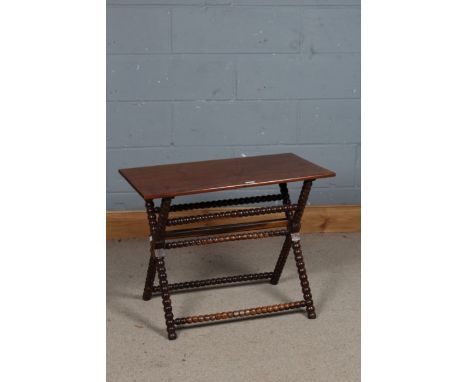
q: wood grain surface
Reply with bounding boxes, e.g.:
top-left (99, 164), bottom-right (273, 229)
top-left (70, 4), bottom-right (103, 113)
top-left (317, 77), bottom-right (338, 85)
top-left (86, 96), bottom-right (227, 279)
top-left (119, 153), bottom-right (335, 199)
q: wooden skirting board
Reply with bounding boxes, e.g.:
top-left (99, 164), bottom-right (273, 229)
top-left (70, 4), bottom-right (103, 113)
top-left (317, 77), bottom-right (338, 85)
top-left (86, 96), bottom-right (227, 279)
top-left (107, 205), bottom-right (360, 240)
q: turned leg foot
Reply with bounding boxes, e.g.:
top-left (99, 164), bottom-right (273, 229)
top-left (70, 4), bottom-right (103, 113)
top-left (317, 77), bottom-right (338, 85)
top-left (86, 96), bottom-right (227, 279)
top-left (142, 288), bottom-right (153, 301)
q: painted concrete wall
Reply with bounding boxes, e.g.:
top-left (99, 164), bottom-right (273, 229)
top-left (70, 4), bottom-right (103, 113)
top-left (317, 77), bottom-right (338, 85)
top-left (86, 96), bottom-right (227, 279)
top-left (107, 1), bottom-right (360, 210)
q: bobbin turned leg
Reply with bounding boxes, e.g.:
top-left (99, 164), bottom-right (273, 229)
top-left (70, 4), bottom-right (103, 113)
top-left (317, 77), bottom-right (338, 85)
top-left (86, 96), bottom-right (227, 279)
top-left (291, 233), bottom-right (316, 319)
top-left (271, 180), bottom-right (313, 285)
top-left (291, 180), bottom-right (316, 318)
top-left (155, 255), bottom-right (177, 339)
top-left (271, 183), bottom-right (294, 285)
top-left (275, 180), bottom-right (316, 318)
top-left (143, 199), bottom-right (159, 301)
top-left (154, 198), bottom-right (177, 340)
top-left (142, 198), bottom-right (177, 339)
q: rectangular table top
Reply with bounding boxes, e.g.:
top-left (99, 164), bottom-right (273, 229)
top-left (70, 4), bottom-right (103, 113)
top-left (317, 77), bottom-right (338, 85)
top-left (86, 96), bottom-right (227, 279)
top-left (119, 153), bottom-right (335, 200)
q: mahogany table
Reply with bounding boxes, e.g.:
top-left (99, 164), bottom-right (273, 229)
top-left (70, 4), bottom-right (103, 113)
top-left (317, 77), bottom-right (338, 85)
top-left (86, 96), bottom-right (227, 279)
top-left (119, 153), bottom-right (335, 340)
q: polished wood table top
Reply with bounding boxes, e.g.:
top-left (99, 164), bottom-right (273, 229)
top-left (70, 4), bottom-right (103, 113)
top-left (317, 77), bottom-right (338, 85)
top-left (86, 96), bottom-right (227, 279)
top-left (119, 153), bottom-right (335, 199)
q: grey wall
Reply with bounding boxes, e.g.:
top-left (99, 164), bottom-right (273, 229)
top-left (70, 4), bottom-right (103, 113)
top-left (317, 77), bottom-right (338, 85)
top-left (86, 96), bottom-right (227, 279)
top-left (107, 1), bottom-right (360, 210)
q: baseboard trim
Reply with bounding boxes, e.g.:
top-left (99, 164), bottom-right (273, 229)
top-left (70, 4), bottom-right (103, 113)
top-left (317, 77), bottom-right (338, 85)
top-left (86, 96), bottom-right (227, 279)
top-left (107, 205), bottom-right (360, 240)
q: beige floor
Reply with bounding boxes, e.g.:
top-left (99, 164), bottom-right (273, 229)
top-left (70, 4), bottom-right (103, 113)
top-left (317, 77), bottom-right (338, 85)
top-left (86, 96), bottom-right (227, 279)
top-left (107, 233), bottom-right (360, 382)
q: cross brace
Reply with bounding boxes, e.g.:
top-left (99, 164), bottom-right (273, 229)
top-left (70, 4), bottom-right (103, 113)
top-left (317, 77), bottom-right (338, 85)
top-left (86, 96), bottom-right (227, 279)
top-left (143, 180), bottom-right (316, 340)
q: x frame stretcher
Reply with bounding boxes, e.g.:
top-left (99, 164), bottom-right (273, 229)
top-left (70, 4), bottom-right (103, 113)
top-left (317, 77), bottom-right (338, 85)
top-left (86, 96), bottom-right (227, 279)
top-left (119, 153), bottom-right (335, 340)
